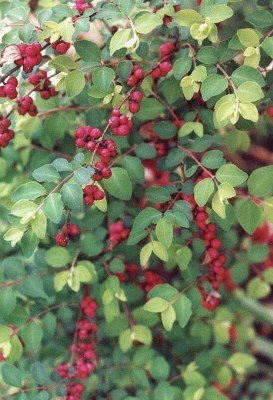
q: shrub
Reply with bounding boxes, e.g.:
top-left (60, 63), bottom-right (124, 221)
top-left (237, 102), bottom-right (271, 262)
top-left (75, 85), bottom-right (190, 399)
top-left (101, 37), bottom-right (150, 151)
top-left (1, 0), bottom-right (273, 399)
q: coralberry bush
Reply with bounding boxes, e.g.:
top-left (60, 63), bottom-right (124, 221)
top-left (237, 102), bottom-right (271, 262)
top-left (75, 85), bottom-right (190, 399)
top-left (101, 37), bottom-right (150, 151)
top-left (1, 0), bottom-right (273, 399)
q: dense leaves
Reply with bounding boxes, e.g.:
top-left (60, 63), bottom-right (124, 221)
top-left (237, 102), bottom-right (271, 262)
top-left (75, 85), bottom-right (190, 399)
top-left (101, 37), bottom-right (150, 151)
top-left (0, 0), bottom-right (273, 399)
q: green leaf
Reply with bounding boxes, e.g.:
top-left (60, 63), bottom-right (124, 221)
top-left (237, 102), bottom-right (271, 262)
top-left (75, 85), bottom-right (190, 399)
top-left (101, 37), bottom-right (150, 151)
top-left (49, 55), bottom-right (77, 73)
top-left (176, 246), bottom-right (192, 271)
top-left (201, 74), bottom-right (228, 101)
top-left (212, 192), bottom-right (226, 219)
top-left (31, 209), bottom-right (47, 239)
top-left (237, 81), bottom-right (264, 103)
top-left (21, 231), bottom-right (39, 258)
top-left (121, 155), bottom-right (145, 184)
top-left (179, 122), bottom-right (203, 137)
top-left (194, 178), bottom-right (214, 207)
top-left (174, 9), bottom-right (203, 27)
top-left (92, 67), bottom-right (115, 93)
top-left (152, 241), bottom-right (169, 261)
top-left (239, 102), bottom-right (259, 122)
top-left (54, 271), bottom-right (70, 292)
top-left (65, 70), bottom-right (85, 97)
top-left (161, 306), bottom-right (176, 331)
top-left (0, 288), bottom-right (16, 316)
top-left (206, 5), bottom-right (233, 23)
top-left (247, 166), bottom-right (273, 197)
top-left (109, 29), bottom-right (131, 55)
top-left (231, 65), bottom-right (265, 87)
top-left (140, 242), bottom-right (153, 266)
top-left (20, 323), bottom-right (43, 353)
top-left (216, 164), bottom-right (248, 186)
top-left (134, 13), bottom-right (162, 34)
top-left (61, 183), bottom-right (83, 211)
top-left (33, 164), bottom-right (60, 182)
top-left (133, 325), bottom-right (152, 346)
top-left (135, 143), bottom-right (157, 159)
top-left (4, 228), bottom-right (24, 247)
top-left (247, 277), bottom-right (271, 299)
top-left (43, 193), bottom-right (63, 223)
top-left (173, 295), bottom-right (192, 328)
top-left (235, 199), bottom-right (262, 234)
top-left (218, 182), bottom-right (236, 202)
top-left (74, 40), bottom-right (101, 62)
top-left (103, 167), bottom-right (132, 200)
top-left (144, 297), bottom-right (169, 313)
top-left (45, 246), bottom-right (72, 267)
top-left (228, 353), bottom-right (256, 373)
top-left (237, 29), bottom-right (260, 47)
top-left (0, 325), bottom-right (13, 343)
top-left (12, 182), bottom-right (46, 201)
top-left (146, 187), bottom-right (171, 203)
top-left (155, 219), bottom-right (173, 249)
top-left (201, 150), bottom-right (225, 169)
top-left (262, 37), bottom-right (273, 58)
top-left (119, 329), bottom-right (133, 352)
top-left (2, 364), bottom-right (22, 387)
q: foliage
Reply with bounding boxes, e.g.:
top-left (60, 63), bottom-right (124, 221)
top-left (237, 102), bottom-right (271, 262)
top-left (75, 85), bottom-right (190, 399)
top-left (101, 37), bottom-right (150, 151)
top-left (0, 0), bottom-right (273, 399)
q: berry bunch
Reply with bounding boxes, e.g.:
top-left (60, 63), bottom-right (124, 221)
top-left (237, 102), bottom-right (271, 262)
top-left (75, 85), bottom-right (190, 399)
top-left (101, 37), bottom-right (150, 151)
top-left (57, 296), bottom-right (98, 400)
top-left (15, 43), bottom-right (42, 73)
top-left (28, 70), bottom-right (57, 99)
top-left (127, 66), bottom-right (145, 87)
top-left (0, 77), bottom-right (18, 100)
top-left (182, 174), bottom-right (235, 311)
top-left (17, 96), bottom-right (38, 116)
top-left (151, 61), bottom-right (172, 79)
top-left (83, 184), bottom-right (105, 205)
top-left (74, 126), bottom-right (116, 181)
top-left (129, 90), bottom-right (143, 114)
top-left (74, 0), bottom-right (93, 14)
top-left (51, 39), bottom-right (70, 54)
top-left (139, 270), bottom-right (164, 293)
top-left (252, 222), bottom-right (273, 269)
top-left (114, 263), bottom-right (139, 283)
top-left (109, 109), bottom-right (133, 136)
top-left (55, 223), bottom-right (81, 247)
top-left (267, 106), bottom-right (273, 118)
top-left (109, 220), bottom-right (130, 246)
top-left (151, 42), bottom-right (174, 80)
top-left (0, 115), bottom-right (14, 148)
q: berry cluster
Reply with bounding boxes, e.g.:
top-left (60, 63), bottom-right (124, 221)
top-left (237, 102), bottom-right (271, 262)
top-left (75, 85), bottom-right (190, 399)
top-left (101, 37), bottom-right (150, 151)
top-left (83, 184), bottom-right (105, 205)
top-left (74, 126), bottom-right (116, 180)
top-left (113, 263), bottom-right (164, 294)
top-left (55, 223), bottom-right (81, 247)
top-left (128, 90), bottom-right (143, 114)
top-left (0, 77), bottom-right (18, 100)
top-left (28, 70), bottom-right (57, 100)
top-left (0, 115), bottom-right (14, 148)
top-left (74, 0), bottom-right (93, 15)
top-left (252, 222), bottom-right (273, 269)
top-left (51, 39), bottom-right (70, 54)
top-left (17, 96), bottom-right (38, 116)
top-left (267, 106), bottom-right (273, 118)
top-left (182, 173), bottom-right (235, 311)
top-left (15, 43), bottom-right (42, 73)
top-left (57, 296), bottom-right (98, 400)
top-left (114, 263), bottom-right (139, 283)
top-left (109, 220), bottom-right (130, 246)
top-left (151, 42), bottom-right (173, 79)
top-left (127, 66), bottom-right (145, 87)
top-left (139, 270), bottom-right (164, 293)
top-left (109, 109), bottom-right (133, 136)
